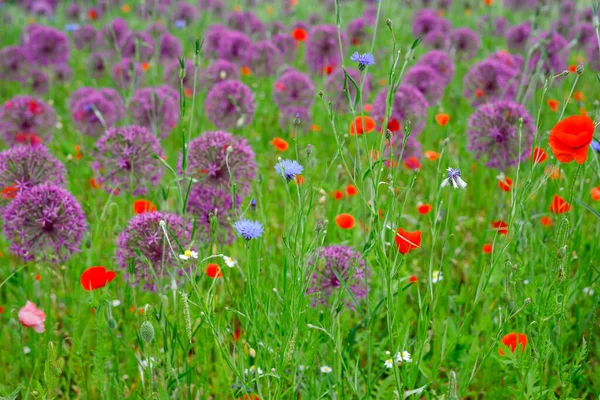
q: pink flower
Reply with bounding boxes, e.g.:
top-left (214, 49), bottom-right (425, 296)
top-left (18, 301), bottom-right (46, 333)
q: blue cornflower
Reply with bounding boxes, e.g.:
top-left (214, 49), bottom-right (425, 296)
top-left (350, 52), bottom-right (375, 71)
top-left (174, 20), bottom-right (187, 29)
top-left (591, 138), bottom-right (600, 153)
top-left (65, 23), bottom-right (80, 32)
top-left (233, 219), bottom-right (264, 240)
top-left (274, 159), bottom-right (304, 182)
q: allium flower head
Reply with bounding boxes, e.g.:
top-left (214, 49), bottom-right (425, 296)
top-left (233, 219), bottom-right (264, 240)
top-left (205, 80), bottom-right (255, 129)
top-left (440, 168), bottom-right (467, 189)
top-left (22, 25), bottom-right (70, 67)
top-left (306, 245), bottom-right (367, 309)
top-left (372, 85), bottom-right (428, 137)
top-left (129, 86), bottom-right (179, 138)
top-left (183, 131), bottom-right (257, 196)
top-left (273, 70), bottom-right (315, 109)
top-left (201, 59), bottom-right (240, 90)
top-left (116, 212), bottom-right (193, 291)
top-left (0, 145), bottom-right (66, 206)
top-left (463, 60), bottom-right (519, 106)
top-left (187, 185), bottom-right (240, 244)
top-left (275, 159), bottom-right (304, 181)
top-left (467, 100), bottom-right (535, 169)
top-left (0, 96), bottom-right (56, 146)
top-left (350, 51), bottom-right (375, 71)
top-left (92, 126), bottom-right (164, 195)
top-left (416, 50), bottom-right (455, 86)
top-left (305, 25), bottom-right (347, 74)
top-left (2, 183), bottom-right (86, 263)
top-left (403, 65), bottom-right (444, 106)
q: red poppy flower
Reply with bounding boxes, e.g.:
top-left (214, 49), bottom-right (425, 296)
top-left (540, 216), bottom-right (552, 227)
top-left (133, 199), bottom-right (157, 215)
top-left (335, 213), bottom-right (355, 229)
top-left (548, 115), bottom-right (595, 164)
top-left (417, 203), bottom-right (432, 215)
top-left (345, 184), bottom-right (358, 196)
top-left (549, 195), bottom-right (570, 214)
top-left (271, 137), bottom-right (289, 151)
top-left (349, 116), bottom-right (376, 136)
top-left (482, 244), bottom-right (493, 254)
top-left (80, 266), bottom-right (117, 291)
top-left (395, 228), bottom-right (422, 254)
top-left (492, 220), bottom-right (508, 235)
top-left (1, 186), bottom-right (18, 200)
top-left (498, 332), bottom-right (527, 356)
top-left (547, 99), bottom-right (559, 112)
top-left (532, 147), bottom-right (547, 164)
top-left (205, 263), bottom-right (223, 278)
top-left (291, 28), bottom-right (308, 41)
top-left (435, 113), bottom-right (450, 126)
top-left (498, 177), bottom-right (512, 192)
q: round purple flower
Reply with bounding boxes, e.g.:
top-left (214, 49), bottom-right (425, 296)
top-left (121, 31), bottom-right (155, 61)
top-left (0, 46), bottom-right (28, 82)
top-left (505, 22), bottom-right (532, 53)
top-left (71, 93), bottom-right (120, 137)
top-left (371, 84), bottom-right (429, 137)
top-left (159, 33), bottom-right (183, 62)
top-left (201, 59), bottom-right (240, 90)
top-left (279, 106), bottom-right (312, 133)
top-left (73, 24), bottom-right (102, 51)
top-left (528, 32), bottom-right (569, 74)
top-left (272, 33), bottom-right (297, 64)
top-left (306, 245), bottom-right (367, 309)
top-left (463, 60), bottom-right (519, 106)
top-left (182, 130), bottom-right (257, 196)
top-left (205, 80), bottom-right (255, 129)
top-left (112, 58), bottom-right (144, 90)
top-left (347, 17), bottom-right (369, 47)
top-left (2, 183), bottom-right (86, 263)
top-left (416, 50), bottom-right (455, 86)
top-left (129, 87), bottom-right (179, 138)
top-left (92, 126), bottom-right (164, 195)
top-left (217, 30), bottom-right (253, 66)
top-left (0, 145), bottom-right (66, 208)
top-left (0, 96), bottom-right (56, 146)
top-left (103, 17), bottom-right (130, 50)
top-left (467, 100), bottom-right (535, 170)
top-left (187, 185), bottom-right (239, 244)
top-left (88, 51), bottom-right (109, 79)
top-left (450, 27), bottom-right (480, 60)
top-left (273, 70), bottom-right (315, 109)
top-left (116, 212), bottom-right (193, 291)
top-left (403, 65), bottom-right (444, 106)
top-left (247, 41), bottom-right (281, 77)
top-left (227, 10), bottom-right (266, 39)
top-left (22, 25), bottom-right (70, 67)
top-left (324, 68), bottom-right (371, 113)
top-left (305, 25), bottom-right (347, 74)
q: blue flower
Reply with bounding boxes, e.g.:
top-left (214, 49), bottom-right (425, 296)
top-left (65, 23), bottom-right (80, 32)
top-left (233, 219), bottom-right (264, 240)
top-left (274, 159), bottom-right (304, 182)
top-left (350, 52), bottom-right (375, 71)
top-left (174, 20), bottom-right (187, 29)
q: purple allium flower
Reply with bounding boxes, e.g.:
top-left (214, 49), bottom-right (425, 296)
top-left (103, 17), bottom-right (130, 50)
top-left (305, 245), bottom-right (367, 309)
top-left (159, 33), bottom-right (183, 62)
top-left (2, 183), bottom-right (86, 263)
top-left (73, 24), bottom-right (102, 51)
top-left (463, 60), bottom-right (519, 107)
top-left (324, 68), bottom-right (371, 113)
top-left (247, 41), bottom-right (281, 77)
top-left (121, 31), bottom-right (155, 61)
top-left (505, 22), bottom-right (532, 53)
top-left (450, 27), bottom-right (480, 60)
top-left (0, 145), bottom-right (66, 208)
top-left (305, 25), bottom-right (347, 74)
top-left (91, 126), bottom-right (163, 195)
top-left (52, 64), bottom-right (72, 83)
top-left (528, 32), bottom-right (569, 74)
top-left (273, 70), bottom-right (315, 109)
top-left (272, 33), bottom-right (297, 64)
top-left (71, 93), bottom-right (120, 137)
top-left (172, 1), bottom-right (196, 25)
top-left (347, 18), bottom-right (369, 47)
top-left (116, 212), bottom-right (193, 291)
top-left (187, 185), bottom-right (240, 244)
top-left (205, 80), bottom-right (255, 129)
top-left (112, 58), bottom-right (144, 90)
top-left (371, 85), bottom-right (429, 137)
top-left (227, 10), bottom-right (266, 39)
top-left (66, 2), bottom-right (80, 19)
top-left (201, 59), bottom-right (240, 90)
top-left (279, 106), bottom-right (312, 132)
top-left (403, 65), bottom-right (444, 106)
top-left (28, 69), bottom-right (49, 95)
top-left (88, 51), bottom-right (109, 79)
top-left (0, 96), bottom-right (56, 146)
top-left (22, 25), bottom-right (70, 67)
top-left (466, 100), bottom-right (535, 170)
top-left (275, 159), bottom-right (303, 181)
top-left (233, 219), bottom-right (264, 240)
top-left (128, 87), bottom-right (179, 138)
top-left (571, 23), bottom-right (596, 49)
top-left (416, 50), bottom-right (455, 86)
top-left (183, 131), bottom-right (257, 196)
top-left (217, 30), bottom-right (253, 66)
top-left (0, 46), bottom-right (28, 83)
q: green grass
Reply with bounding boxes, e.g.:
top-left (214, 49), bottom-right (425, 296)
top-left (1, 0), bottom-right (600, 399)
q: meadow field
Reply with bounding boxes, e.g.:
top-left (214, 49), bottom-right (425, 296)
top-left (0, 0), bottom-right (599, 398)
